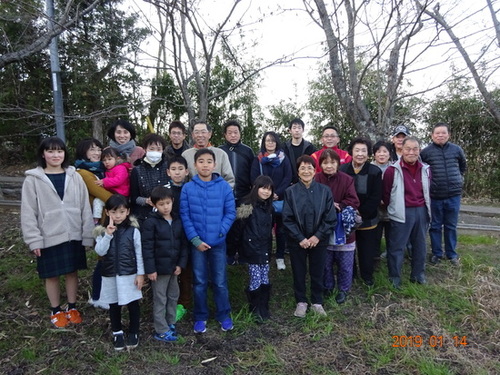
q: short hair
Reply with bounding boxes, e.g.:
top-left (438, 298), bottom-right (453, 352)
top-left (37, 136), bottom-right (69, 169)
top-left (223, 119), bottom-right (241, 133)
top-left (194, 148), bottom-right (216, 163)
top-left (322, 125), bottom-right (339, 135)
top-left (101, 147), bottom-right (123, 161)
top-left (432, 122), bottom-right (450, 133)
top-left (103, 194), bottom-right (130, 227)
top-left (150, 186), bottom-right (174, 204)
top-left (169, 121), bottom-right (186, 134)
top-left (289, 118), bottom-right (305, 130)
top-left (372, 140), bottom-right (392, 155)
top-left (402, 135), bottom-right (421, 147)
top-left (107, 119), bottom-right (137, 141)
top-left (142, 133), bottom-right (167, 150)
top-left (318, 148), bottom-right (341, 166)
top-left (260, 131), bottom-right (282, 152)
top-left (347, 137), bottom-right (373, 156)
top-left (296, 154), bottom-right (316, 171)
top-left (167, 155), bottom-right (188, 169)
top-left (191, 121), bottom-right (212, 133)
top-left (75, 138), bottom-right (103, 161)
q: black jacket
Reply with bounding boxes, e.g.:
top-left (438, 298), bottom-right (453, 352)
top-left (141, 212), bottom-right (188, 275)
top-left (282, 180), bottom-right (336, 244)
top-left (283, 139), bottom-right (316, 184)
top-left (420, 142), bottom-right (466, 199)
top-left (100, 224), bottom-right (138, 277)
top-left (219, 141), bottom-right (255, 201)
top-left (235, 202), bottom-right (273, 264)
top-left (340, 162), bottom-right (382, 228)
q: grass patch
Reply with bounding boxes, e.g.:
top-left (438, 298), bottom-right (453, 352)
top-left (1, 210), bottom-right (499, 374)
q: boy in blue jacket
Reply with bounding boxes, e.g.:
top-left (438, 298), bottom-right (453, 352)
top-left (142, 186), bottom-right (188, 342)
top-left (180, 148), bottom-right (236, 334)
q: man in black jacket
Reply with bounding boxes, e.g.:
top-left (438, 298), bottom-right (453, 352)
top-left (220, 119), bottom-right (255, 264)
top-left (420, 123), bottom-right (466, 266)
top-left (283, 118), bottom-right (316, 183)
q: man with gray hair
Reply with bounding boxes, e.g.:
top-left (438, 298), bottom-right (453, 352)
top-left (383, 136), bottom-right (431, 289)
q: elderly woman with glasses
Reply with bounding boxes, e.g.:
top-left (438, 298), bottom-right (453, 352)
top-left (282, 155), bottom-right (336, 318)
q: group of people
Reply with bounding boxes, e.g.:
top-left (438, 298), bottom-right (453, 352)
top-left (20, 117), bottom-right (466, 350)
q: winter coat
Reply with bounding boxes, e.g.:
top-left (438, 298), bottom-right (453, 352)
top-left (235, 202), bottom-right (273, 264)
top-left (340, 162), bottom-right (382, 228)
top-left (420, 141), bottom-right (466, 199)
top-left (182, 147), bottom-right (235, 188)
top-left (315, 171), bottom-right (360, 244)
top-left (219, 141), bottom-right (255, 201)
top-left (141, 212), bottom-right (189, 275)
top-left (383, 160), bottom-right (431, 223)
top-left (130, 157), bottom-right (169, 223)
top-left (94, 217), bottom-right (145, 276)
top-left (180, 173), bottom-right (236, 247)
top-left (103, 162), bottom-right (131, 196)
top-left (282, 180), bottom-right (337, 244)
top-left (283, 139), bottom-right (316, 183)
top-left (250, 152), bottom-right (292, 200)
top-left (164, 141), bottom-right (190, 160)
top-left (21, 166), bottom-right (94, 251)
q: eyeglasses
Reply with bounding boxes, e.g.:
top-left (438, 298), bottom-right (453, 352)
top-left (323, 134), bottom-right (339, 139)
top-left (193, 130), bottom-right (209, 135)
top-left (170, 131), bottom-right (184, 136)
top-left (265, 139), bottom-right (276, 143)
top-left (298, 166), bottom-right (315, 171)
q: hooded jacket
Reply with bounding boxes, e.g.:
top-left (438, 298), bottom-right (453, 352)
top-left (235, 201), bottom-right (273, 264)
top-left (420, 141), bottom-right (466, 199)
top-left (180, 173), bottom-right (236, 247)
top-left (94, 217), bottom-right (145, 276)
top-left (21, 166), bottom-right (94, 251)
top-left (141, 212), bottom-right (189, 275)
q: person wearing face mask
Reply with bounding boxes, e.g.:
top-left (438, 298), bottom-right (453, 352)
top-left (107, 119), bottom-right (145, 166)
top-left (130, 134), bottom-right (170, 225)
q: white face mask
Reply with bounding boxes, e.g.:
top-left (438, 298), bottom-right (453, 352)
top-left (146, 151), bottom-right (162, 163)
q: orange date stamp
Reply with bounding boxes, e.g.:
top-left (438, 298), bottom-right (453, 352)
top-left (392, 335), bottom-right (468, 348)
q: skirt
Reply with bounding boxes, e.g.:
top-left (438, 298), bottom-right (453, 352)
top-left (37, 241), bottom-right (87, 279)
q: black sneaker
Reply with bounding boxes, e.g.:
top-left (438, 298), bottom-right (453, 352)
top-left (429, 255), bottom-right (442, 265)
top-left (113, 333), bottom-right (125, 351)
top-left (126, 333), bottom-right (139, 349)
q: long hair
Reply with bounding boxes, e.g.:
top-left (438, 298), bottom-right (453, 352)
top-left (244, 175), bottom-right (274, 211)
top-left (260, 131), bottom-right (282, 153)
top-left (103, 194), bottom-right (131, 227)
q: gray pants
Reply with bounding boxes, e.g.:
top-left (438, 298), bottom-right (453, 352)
top-left (388, 206), bottom-right (429, 283)
top-left (152, 274), bottom-right (179, 333)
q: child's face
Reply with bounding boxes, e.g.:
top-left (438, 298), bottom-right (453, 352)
top-left (102, 155), bottom-right (117, 170)
top-left (167, 162), bottom-right (189, 184)
top-left (374, 146), bottom-right (390, 164)
top-left (106, 206), bottom-right (130, 225)
top-left (194, 153), bottom-right (216, 179)
top-left (43, 148), bottom-right (65, 169)
top-left (258, 186), bottom-right (273, 201)
top-left (154, 197), bottom-right (173, 217)
top-left (146, 142), bottom-right (164, 153)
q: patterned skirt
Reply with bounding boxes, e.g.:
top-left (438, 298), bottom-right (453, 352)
top-left (36, 241), bottom-right (87, 279)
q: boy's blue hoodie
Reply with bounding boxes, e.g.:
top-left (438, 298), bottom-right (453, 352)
top-left (180, 173), bottom-right (236, 247)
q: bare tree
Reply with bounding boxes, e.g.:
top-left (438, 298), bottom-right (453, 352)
top-left (486, 0), bottom-right (500, 47)
top-left (306, 0), bottom-right (429, 139)
top-left (0, 0), bottom-right (101, 69)
top-left (417, 0), bottom-right (500, 124)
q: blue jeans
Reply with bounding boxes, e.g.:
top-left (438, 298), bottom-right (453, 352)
top-left (429, 195), bottom-right (461, 260)
top-left (191, 243), bottom-right (231, 322)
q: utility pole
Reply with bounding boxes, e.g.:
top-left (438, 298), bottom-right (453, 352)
top-left (46, 0), bottom-right (65, 142)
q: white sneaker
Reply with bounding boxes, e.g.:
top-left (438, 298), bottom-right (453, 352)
top-left (311, 304), bottom-right (327, 316)
top-left (276, 258), bottom-right (286, 270)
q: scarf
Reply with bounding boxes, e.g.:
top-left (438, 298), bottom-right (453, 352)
top-left (109, 139), bottom-right (137, 157)
top-left (258, 150), bottom-right (285, 168)
top-left (74, 159), bottom-right (105, 179)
